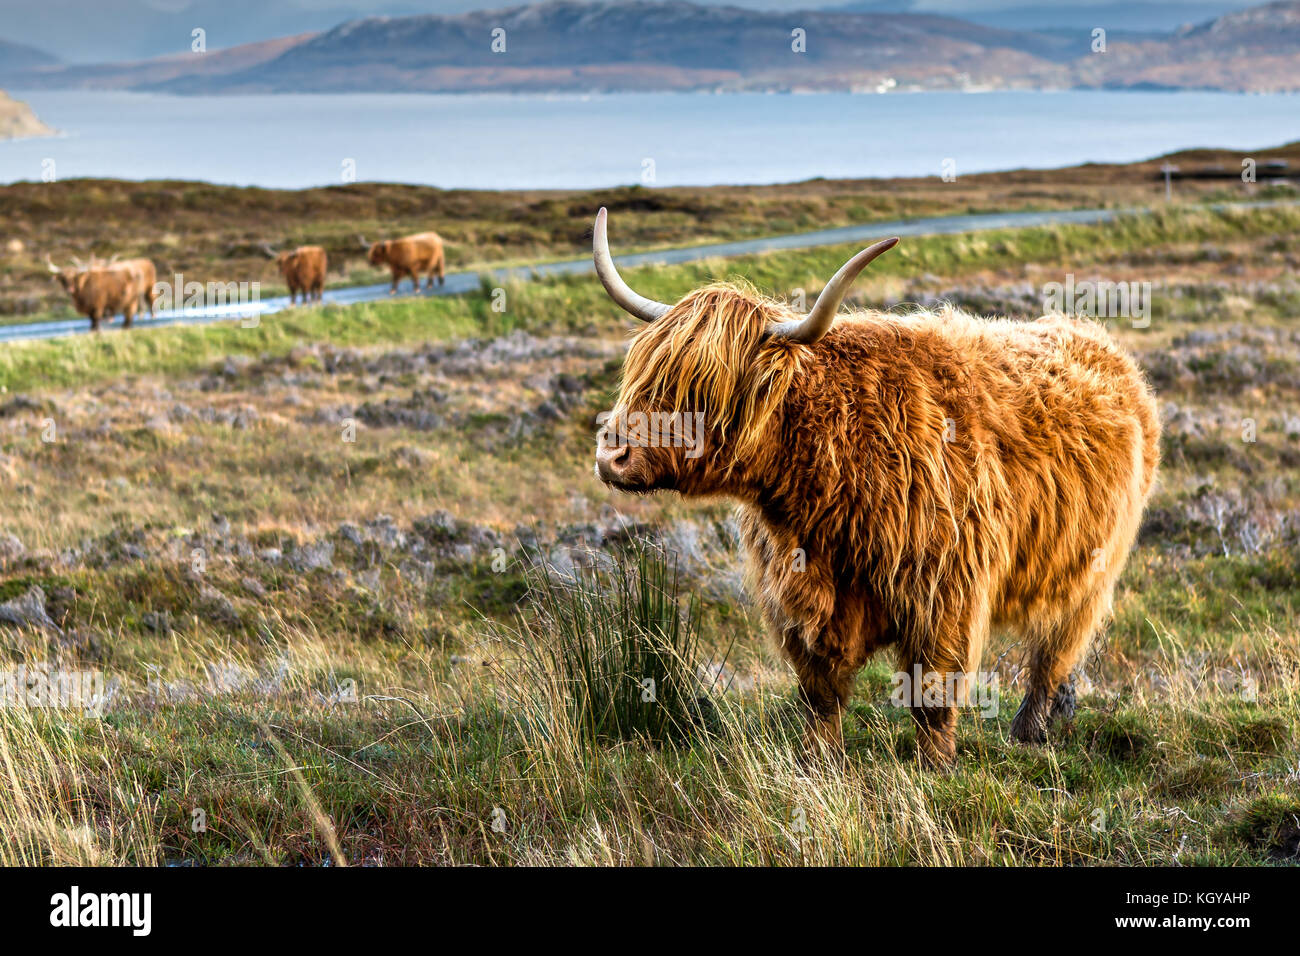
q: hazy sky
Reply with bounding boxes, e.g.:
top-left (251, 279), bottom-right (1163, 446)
top-left (0, 0), bottom-right (1262, 63)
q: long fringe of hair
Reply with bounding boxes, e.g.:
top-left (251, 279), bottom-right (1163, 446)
top-left (613, 282), bottom-right (805, 464)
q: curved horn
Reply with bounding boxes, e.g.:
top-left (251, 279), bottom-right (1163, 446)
top-left (357, 234), bottom-right (370, 250)
top-left (261, 242), bottom-right (279, 259)
top-left (767, 237), bottom-right (900, 345)
top-left (592, 207), bottom-right (670, 323)
top-left (46, 255), bottom-right (61, 274)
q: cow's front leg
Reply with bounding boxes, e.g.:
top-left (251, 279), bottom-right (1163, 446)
top-left (782, 627), bottom-right (857, 760)
top-left (898, 645), bottom-right (971, 768)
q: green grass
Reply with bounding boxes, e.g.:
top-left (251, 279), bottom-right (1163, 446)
top-left (507, 542), bottom-right (719, 751)
top-left (2, 539), bottom-right (1295, 865)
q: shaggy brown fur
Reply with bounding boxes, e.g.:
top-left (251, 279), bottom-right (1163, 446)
top-left (109, 258), bottom-right (159, 320)
top-left (51, 264), bottom-right (142, 331)
top-left (275, 246), bottom-right (327, 304)
top-left (367, 232), bottom-right (445, 294)
top-left (598, 282), bottom-right (1159, 765)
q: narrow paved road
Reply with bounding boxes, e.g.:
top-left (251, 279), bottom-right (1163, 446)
top-left (4, 199), bottom-right (1292, 344)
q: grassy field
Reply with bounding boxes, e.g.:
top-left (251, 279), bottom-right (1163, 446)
top-left (0, 200), bottom-right (1298, 865)
top-left (3, 140), bottom-right (1297, 322)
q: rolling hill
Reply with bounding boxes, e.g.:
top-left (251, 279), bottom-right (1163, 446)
top-left (2, 0), bottom-right (1298, 94)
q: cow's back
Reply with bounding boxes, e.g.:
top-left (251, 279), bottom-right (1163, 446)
top-left (810, 308), bottom-right (1157, 629)
top-left (926, 310), bottom-right (1158, 623)
top-left (402, 233), bottom-right (443, 265)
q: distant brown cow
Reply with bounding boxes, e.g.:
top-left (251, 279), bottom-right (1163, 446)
top-left (47, 257), bottom-right (141, 331)
top-left (264, 244), bottom-right (327, 304)
top-left (361, 232), bottom-right (445, 294)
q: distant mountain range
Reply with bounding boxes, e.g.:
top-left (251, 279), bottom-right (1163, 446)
top-left (833, 1), bottom-right (1259, 34)
top-left (0, 0), bottom-right (431, 65)
top-left (2, 0), bottom-right (1298, 94)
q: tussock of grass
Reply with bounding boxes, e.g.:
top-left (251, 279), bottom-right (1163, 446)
top-left (504, 543), bottom-right (720, 753)
top-left (1231, 793), bottom-right (1300, 862)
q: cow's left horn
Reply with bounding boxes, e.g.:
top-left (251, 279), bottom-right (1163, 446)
top-left (45, 255), bottom-right (60, 274)
top-left (593, 208), bottom-right (670, 323)
top-left (767, 237), bottom-right (900, 345)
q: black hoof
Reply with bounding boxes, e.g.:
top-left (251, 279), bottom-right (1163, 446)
top-left (1009, 692), bottom-right (1047, 744)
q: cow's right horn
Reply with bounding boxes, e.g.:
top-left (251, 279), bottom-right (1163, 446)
top-left (45, 255), bottom-right (60, 274)
top-left (357, 235), bottom-right (370, 250)
top-left (592, 208), bottom-right (670, 323)
top-left (766, 237), bottom-right (900, 345)
top-left (261, 243), bottom-right (278, 259)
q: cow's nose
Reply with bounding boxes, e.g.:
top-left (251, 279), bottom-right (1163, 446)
top-left (595, 443), bottom-right (632, 482)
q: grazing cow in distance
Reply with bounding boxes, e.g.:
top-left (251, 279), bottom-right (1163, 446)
top-left (360, 232), bottom-right (445, 294)
top-left (591, 208), bottom-right (1159, 766)
top-left (47, 257), bottom-right (142, 331)
top-left (264, 244), bottom-right (327, 304)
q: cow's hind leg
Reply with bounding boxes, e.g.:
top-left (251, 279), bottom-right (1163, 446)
top-left (1010, 589), bottom-right (1109, 744)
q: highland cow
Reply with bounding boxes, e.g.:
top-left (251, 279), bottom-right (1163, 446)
top-left (47, 257), bottom-right (143, 331)
top-left (265, 244), bottom-right (327, 304)
top-left (361, 232), bottom-right (446, 294)
top-left (591, 209), bottom-right (1159, 765)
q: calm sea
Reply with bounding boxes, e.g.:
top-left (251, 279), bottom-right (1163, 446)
top-left (2, 89), bottom-right (1297, 189)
